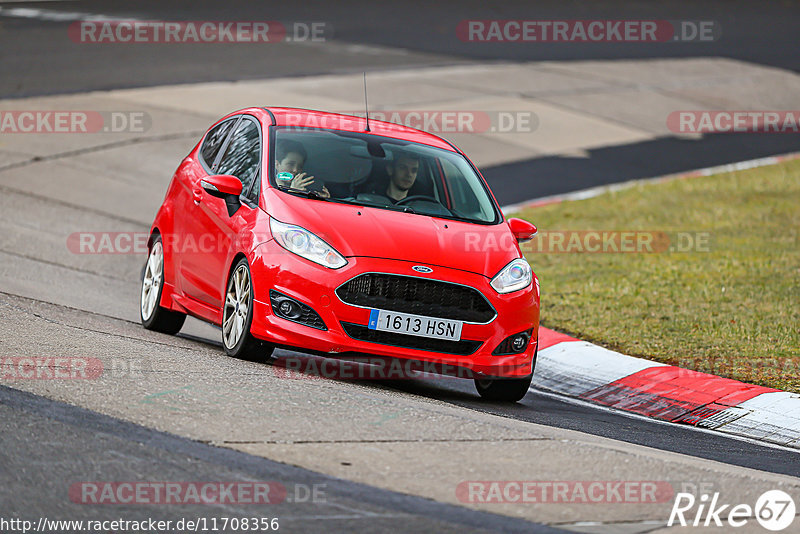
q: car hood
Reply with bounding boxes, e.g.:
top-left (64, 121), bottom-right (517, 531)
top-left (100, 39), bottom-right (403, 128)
top-left (265, 191), bottom-right (521, 277)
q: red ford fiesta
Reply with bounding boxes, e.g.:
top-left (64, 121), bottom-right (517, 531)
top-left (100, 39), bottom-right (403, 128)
top-left (141, 107), bottom-right (539, 401)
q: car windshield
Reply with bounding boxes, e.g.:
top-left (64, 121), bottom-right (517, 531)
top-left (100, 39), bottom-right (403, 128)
top-left (271, 126), bottom-right (500, 224)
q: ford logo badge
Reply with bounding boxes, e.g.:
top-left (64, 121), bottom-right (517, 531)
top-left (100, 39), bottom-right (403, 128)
top-left (412, 265), bottom-right (433, 273)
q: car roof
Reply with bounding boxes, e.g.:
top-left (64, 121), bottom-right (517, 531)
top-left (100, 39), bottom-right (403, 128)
top-left (265, 107), bottom-right (457, 152)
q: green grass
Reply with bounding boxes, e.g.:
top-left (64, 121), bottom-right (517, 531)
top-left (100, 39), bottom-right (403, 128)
top-left (513, 158), bottom-right (800, 393)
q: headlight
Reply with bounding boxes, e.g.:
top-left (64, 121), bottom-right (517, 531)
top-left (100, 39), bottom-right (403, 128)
top-left (270, 218), bottom-right (347, 269)
top-left (490, 258), bottom-right (532, 294)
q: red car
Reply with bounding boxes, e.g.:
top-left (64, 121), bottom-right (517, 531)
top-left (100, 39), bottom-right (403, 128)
top-left (140, 107), bottom-right (539, 401)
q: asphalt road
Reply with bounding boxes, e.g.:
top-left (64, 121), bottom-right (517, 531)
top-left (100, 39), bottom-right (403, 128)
top-left (0, 385), bottom-right (563, 534)
top-left (1, 288), bottom-right (797, 531)
top-left (234, 344), bottom-right (800, 479)
top-left (485, 131), bottom-right (800, 206)
top-left (367, 371), bottom-right (800, 479)
top-left (1, 0), bottom-right (798, 99)
top-left (3, 0), bottom-right (799, 203)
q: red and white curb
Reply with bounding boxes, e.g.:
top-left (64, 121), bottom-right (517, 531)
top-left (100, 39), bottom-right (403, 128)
top-left (534, 327), bottom-right (800, 449)
top-left (506, 152), bottom-right (800, 448)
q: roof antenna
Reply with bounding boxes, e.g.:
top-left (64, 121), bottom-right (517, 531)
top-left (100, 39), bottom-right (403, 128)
top-left (363, 72), bottom-right (371, 132)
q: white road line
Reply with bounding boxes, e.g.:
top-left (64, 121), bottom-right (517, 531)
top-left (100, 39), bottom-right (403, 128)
top-left (0, 0), bottom-right (74, 3)
top-left (501, 151), bottom-right (800, 214)
top-left (0, 6), bottom-right (138, 22)
top-left (531, 387), bottom-right (800, 454)
top-left (0, 5), bottom-right (408, 57)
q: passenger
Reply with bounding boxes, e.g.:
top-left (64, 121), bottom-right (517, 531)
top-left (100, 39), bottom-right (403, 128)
top-left (275, 140), bottom-right (330, 198)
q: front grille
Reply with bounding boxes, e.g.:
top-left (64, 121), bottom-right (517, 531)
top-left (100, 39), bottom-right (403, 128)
top-left (341, 322), bottom-right (482, 355)
top-left (336, 273), bottom-right (495, 323)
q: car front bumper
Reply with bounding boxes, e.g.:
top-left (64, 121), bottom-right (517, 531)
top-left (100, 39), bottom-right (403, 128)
top-left (249, 240), bottom-right (540, 378)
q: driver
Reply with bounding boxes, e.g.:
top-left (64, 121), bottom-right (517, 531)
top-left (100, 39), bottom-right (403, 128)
top-left (275, 140), bottom-right (330, 198)
top-left (384, 149), bottom-right (420, 203)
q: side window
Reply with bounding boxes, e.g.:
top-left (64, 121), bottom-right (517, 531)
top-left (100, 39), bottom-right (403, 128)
top-left (200, 119), bottom-right (236, 170)
top-left (216, 118), bottom-right (261, 204)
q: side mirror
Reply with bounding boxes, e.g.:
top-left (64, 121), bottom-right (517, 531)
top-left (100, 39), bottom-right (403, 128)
top-left (507, 218), bottom-right (537, 243)
top-left (200, 174), bottom-right (243, 217)
top-left (201, 174), bottom-right (243, 197)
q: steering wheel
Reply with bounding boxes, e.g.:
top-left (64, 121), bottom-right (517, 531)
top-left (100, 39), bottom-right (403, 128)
top-left (395, 195), bottom-right (439, 205)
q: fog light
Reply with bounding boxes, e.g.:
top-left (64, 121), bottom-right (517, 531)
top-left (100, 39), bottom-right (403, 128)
top-left (279, 300), bottom-right (294, 316)
top-left (269, 290), bottom-right (327, 330)
top-left (492, 328), bottom-right (534, 355)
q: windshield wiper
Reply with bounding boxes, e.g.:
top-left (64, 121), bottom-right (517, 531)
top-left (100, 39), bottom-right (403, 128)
top-left (282, 187), bottom-right (328, 200)
top-left (383, 204), bottom-right (416, 214)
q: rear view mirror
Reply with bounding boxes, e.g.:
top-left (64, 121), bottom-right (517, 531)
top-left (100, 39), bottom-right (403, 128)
top-left (507, 218), bottom-right (538, 242)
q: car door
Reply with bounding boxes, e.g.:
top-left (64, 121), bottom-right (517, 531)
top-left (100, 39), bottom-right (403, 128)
top-left (172, 116), bottom-right (239, 305)
top-left (179, 115), bottom-right (262, 312)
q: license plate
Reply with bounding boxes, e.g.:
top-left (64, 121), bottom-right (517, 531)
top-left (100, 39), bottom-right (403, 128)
top-left (368, 309), bottom-right (462, 341)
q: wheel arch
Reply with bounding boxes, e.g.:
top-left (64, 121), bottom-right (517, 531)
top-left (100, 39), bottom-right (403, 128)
top-left (226, 252), bottom-right (250, 286)
top-left (147, 227), bottom-right (161, 250)
top-left (146, 227), bottom-right (180, 311)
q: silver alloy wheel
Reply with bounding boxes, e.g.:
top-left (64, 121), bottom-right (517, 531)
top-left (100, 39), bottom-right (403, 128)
top-left (140, 241), bottom-right (163, 321)
top-left (223, 264), bottom-right (251, 349)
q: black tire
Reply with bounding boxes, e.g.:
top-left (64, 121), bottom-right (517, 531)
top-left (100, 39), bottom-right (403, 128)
top-left (222, 258), bottom-right (274, 361)
top-left (140, 235), bottom-right (186, 335)
top-left (474, 346), bottom-right (537, 402)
